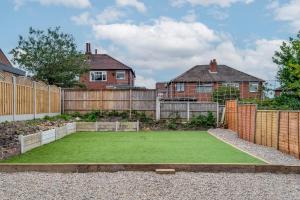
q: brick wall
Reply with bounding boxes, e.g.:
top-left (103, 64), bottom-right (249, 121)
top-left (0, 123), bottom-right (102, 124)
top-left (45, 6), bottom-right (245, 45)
top-left (167, 82), bottom-right (263, 101)
top-left (80, 69), bottom-right (134, 90)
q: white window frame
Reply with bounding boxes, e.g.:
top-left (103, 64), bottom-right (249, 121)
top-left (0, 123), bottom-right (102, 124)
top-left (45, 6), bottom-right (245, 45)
top-left (90, 71), bottom-right (107, 82)
top-left (222, 82), bottom-right (240, 89)
top-left (176, 83), bottom-right (185, 92)
top-left (116, 71), bottom-right (125, 80)
top-left (249, 82), bottom-right (259, 92)
top-left (196, 83), bottom-right (213, 93)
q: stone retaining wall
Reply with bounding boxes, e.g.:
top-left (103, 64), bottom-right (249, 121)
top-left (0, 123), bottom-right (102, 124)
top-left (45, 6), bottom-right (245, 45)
top-left (0, 142), bottom-right (20, 160)
top-left (76, 121), bottom-right (139, 132)
top-left (19, 122), bottom-right (77, 154)
top-left (1, 121), bottom-right (139, 159)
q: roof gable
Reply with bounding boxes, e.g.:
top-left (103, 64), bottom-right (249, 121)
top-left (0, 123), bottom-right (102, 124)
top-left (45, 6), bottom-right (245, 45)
top-left (171, 64), bottom-right (264, 83)
top-left (0, 49), bottom-right (12, 66)
top-left (89, 54), bottom-right (135, 77)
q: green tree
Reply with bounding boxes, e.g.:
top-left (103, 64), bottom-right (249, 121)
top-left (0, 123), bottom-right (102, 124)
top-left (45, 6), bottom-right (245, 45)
top-left (273, 31), bottom-right (300, 96)
top-left (10, 27), bottom-right (89, 87)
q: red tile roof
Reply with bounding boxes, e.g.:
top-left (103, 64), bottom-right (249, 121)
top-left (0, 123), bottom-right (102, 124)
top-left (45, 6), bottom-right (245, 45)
top-left (89, 54), bottom-right (135, 77)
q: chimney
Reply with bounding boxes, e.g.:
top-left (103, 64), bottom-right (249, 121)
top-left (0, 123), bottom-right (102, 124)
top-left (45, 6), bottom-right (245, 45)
top-left (210, 59), bottom-right (217, 73)
top-left (95, 49), bottom-right (98, 54)
top-left (85, 42), bottom-right (91, 54)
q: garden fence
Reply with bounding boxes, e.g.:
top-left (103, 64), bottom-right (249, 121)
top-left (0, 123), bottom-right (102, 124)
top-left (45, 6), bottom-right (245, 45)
top-left (225, 100), bottom-right (300, 159)
top-left (63, 89), bottom-right (219, 121)
top-left (0, 75), bottom-right (61, 122)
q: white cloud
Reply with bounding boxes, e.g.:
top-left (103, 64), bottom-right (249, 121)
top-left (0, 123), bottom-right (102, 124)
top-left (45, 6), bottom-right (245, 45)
top-left (14, 0), bottom-right (91, 9)
top-left (92, 17), bottom-right (282, 81)
top-left (135, 75), bottom-right (156, 89)
top-left (182, 10), bottom-right (197, 22)
top-left (71, 12), bottom-right (94, 25)
top-left (116, 0), bottom-right (146, 13)
top-left (71, 7), bottom-right (125, 25)
top-left (170, 0), bottom-right (254, 7)
top-left (269, 0), bottom-right (300, 31)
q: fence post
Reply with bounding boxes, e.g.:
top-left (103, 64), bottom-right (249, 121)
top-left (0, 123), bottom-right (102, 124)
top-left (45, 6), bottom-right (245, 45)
top-left (156, 96), bottom-right (161, 121)
top-left (18, 135), bottom-right (24, 154)
top-left (59, 87), bottom-right (62, 114)
top-left (187, 102), bottom-right (190, 121)
top-left (12, 76), bottom-right (16, 121)
top-left (62, 89), bottom-right (65, 114)
top-left (115, 121), bottom-right (119, 132)
top-left (48, 85), bottom-right (51, 115)
top-left (33, 82), bottom-right (37, 119)
top-left (136, 120), bottom-right (139, 132)
top-left (129, 89), bottom-right (132, 119)
top-left (216, 102), bottom-right (219, 127)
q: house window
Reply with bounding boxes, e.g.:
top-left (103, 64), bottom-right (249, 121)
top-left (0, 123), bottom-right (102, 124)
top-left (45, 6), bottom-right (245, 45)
top-left (249, 82), bottom-right (259, 92)
top-left (0, 71), bottom-right (4, 81)
top-left (90, 71), bottom-right (107, 81)
top-left (197, 83), bottom-right (213, 93)
top-left (222, 82), bottom-right (240, 89)
top-left (116, 71), bottom-right (125, 80)
top-left (176, 83), bottom-right (184, 92)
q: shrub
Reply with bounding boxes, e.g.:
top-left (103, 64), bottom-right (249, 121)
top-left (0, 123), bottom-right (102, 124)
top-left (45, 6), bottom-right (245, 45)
top-left (187, 112), bottom-right (216, 128)
top-left (166, 112), bottom-right (181, 130)
top-left (132, 111), bottom-right (153, 123)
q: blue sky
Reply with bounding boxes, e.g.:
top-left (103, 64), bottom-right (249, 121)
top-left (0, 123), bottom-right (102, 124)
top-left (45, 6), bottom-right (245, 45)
top-left (1, 0), bottom-right (300, 88)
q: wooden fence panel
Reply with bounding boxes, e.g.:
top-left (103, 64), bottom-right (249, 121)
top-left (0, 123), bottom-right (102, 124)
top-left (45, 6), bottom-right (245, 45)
top-left (237, 104), bottom-right (256, 142)
top-left (255, 111), bottom-right (279, 149)
top-left (63, 89), bottom-right (156, 116)
top-left (50, 86), bottom-right (60, 113)
top-left (0, 77), bottom-right (61, 122)
top-left (0, 81), bottom-right (13, 115)
top-left (160, 102), bottom-right (218, 120)
top-left (288, 112), bottom-right (299, 158)
top-left (278, 112), bottom-right (289, 154)
top-left (160, 102), bottom-right (187, 119)
top-left (225, 100), bottom-right (238, 132)
top-left (16, 84), bottom-right (33, 115)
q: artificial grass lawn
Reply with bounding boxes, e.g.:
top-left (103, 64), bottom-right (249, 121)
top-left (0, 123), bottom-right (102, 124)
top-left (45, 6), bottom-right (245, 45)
top-left (2, 131), bottom-right (264, 164)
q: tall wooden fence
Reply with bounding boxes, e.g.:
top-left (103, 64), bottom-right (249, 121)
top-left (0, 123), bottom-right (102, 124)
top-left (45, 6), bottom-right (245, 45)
top-left (225, 100), bottom-right (238, 132)
top-left (0, 75), bottom-right (61, 122)
top-left (63, 89), bottom-right (157, 117)
top-left (63, 89), bottom-right (219, 121)
top-left (225, 100), bottom-right (300, 159)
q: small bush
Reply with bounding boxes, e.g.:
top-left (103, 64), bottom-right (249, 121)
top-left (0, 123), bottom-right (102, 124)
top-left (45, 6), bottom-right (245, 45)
top-left (187, 112), bottom-right (216, 128)
top-left (132, 111), bottom-right (153, 123)
top-left (166, 112), bottom-right (181, 130)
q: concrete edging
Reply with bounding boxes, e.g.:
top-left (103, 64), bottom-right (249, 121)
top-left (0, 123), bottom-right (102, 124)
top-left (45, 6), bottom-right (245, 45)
top-left (0, 164), bottom-right (299, 174)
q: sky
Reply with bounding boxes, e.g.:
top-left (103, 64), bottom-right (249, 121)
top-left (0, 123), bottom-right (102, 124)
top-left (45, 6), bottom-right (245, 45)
top-left (0, 0), bottom-right (300, 88)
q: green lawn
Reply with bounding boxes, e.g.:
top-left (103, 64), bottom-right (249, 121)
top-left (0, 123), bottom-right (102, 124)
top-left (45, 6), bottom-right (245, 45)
top-left (2, 131), bottom-right (264, 164)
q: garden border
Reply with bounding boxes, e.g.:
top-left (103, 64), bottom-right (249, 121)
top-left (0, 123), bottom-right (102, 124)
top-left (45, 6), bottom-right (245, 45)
top-left (207, 130), bottom-right (270, 164)
top-left (0, 163), bottom-right (299, 174)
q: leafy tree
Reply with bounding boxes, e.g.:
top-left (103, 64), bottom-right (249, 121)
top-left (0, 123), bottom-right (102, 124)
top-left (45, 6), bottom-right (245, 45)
top-left (212, 86), bottom-right (240, 105)
top-left (10, 27), bottom-right (89, 87)
top-left (273, 31), bottom-right (300, 97)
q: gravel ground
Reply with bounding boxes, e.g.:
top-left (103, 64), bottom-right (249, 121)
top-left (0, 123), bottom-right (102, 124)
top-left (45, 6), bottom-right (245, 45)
top-left (0, 172), bottom-right (299, 200)
top-left (209, 128), bottom-right (300, 165)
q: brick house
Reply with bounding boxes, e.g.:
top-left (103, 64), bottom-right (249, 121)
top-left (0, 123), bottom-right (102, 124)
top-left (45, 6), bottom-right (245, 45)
top-left (80, 43), bottom-right (135, 90)
top-left (0, 49), bottom-right (26, 80)
top-left (162, 59), bottom-right (264, 102)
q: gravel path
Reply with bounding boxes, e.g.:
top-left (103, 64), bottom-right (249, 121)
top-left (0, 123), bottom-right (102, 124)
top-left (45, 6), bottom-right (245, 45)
top-left (0, 172), bottom-right (299, 200)
top-left (209, 128), bottom-right (300, 165)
